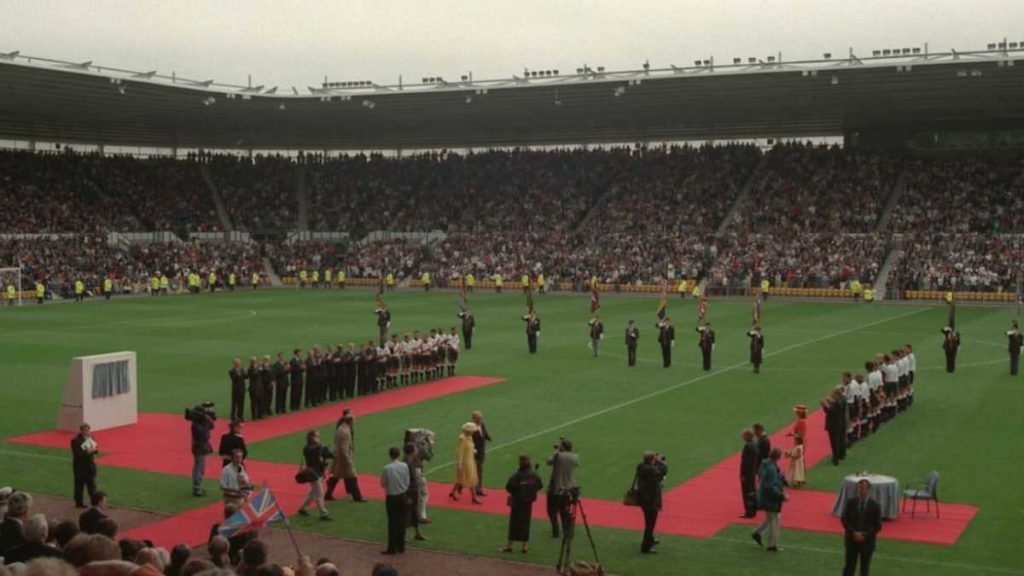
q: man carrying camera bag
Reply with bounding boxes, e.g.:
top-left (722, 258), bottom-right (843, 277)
top-left (546, 438), bottom-right (579, 539)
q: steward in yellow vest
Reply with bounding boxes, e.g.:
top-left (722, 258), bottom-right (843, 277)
top-left (494, 274), bottom-right (503, 293)
top-left (103, 277), bottom-right (114, 300)
top-left (208, 271), bottom-right (217, 293)
top-left (35, 281), bottom-right (45, 304)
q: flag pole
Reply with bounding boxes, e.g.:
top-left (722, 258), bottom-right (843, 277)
top-left (264, 481), bottom-right (304, 560)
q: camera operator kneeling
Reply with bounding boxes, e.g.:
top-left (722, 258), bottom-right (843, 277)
top-left (546, 438), bottom-right (579, 539)
top-left (637, 451), bottom-right (668, 554)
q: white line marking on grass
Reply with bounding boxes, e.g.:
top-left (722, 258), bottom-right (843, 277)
top-left (427, 307), bottom-right (929, 474)
top-left (0, 448), bottom-right (70, 462)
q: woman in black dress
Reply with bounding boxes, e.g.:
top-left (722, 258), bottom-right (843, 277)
top-left (501, 455), bottom-right (543, 553)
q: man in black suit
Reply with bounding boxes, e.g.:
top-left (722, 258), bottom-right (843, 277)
top-left (739, 430), bottom-right (759, 518)
top-left (78, 491), bottom-right (109, 534)
top-left (273, 352), bottom-right (289, 413)
top-left (471, 411), bottom-right (492, 497)
top-left (697, 323), bottom-right (715, 371)
top-left (71, 423), bottom-right (99, 508)
top-left (217, 420), bottom-right (248, 468)
top-left (841, 479), bottom-right (882, 576)
top-left (824, 387), bottom-right (847, 465)
top-left (753, 423), bottom-right (771, 469)
top-left (246, 357), bottom-right (262, 420)
top-left (289, 349), bottom-right (305, 411)
top-left (341, 343), bottom-right (357, 398)
top-left (1007, 320), bottom-right (1022, 376)
top-left (636, 451), bottom-right (668, 554)
top-left (228, 358), bottom-right (246, 422)
top-left (523, 311), bottom-right (541, 354)
top-left (942, 327), bottom-right (960, 373)
top-left (0, 491), bottom-right (31, 555)
top-left (458, 308), bottom-right (476, 350)
top-left (625, 320), bottom-right (640, 367)
top-left (657, 317), bottom-right (675, 368)
top-left (1, 513), bottom-right (61, 564)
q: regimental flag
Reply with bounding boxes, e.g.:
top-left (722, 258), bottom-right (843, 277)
top-left (459, 275), bottom-right (469, 310)
top-left (656, 282), bottom-right (667, 320)
top-left (698, 290), bottom-right (708, 323)
top-left (375, 274), bottom-right (385, 309)
top-left (945, 292), bottom-right (956, 329)
top-left (752, 289), bottom-right (761, 326)
top-left (218, 486), bottom-right (287, 539)
top-left (526, 287), bottom-right (535, 314)
top-left (590, 279), bottom-right (601, 315)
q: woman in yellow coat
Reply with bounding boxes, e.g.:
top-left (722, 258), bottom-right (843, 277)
top-left (449, 422), bottom-right (482, 504)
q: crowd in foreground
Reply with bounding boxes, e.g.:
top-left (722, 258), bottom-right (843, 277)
top-left (0, 489), bottom-right (401, 576)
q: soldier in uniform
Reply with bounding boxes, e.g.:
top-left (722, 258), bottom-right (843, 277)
top-left (588, 315), bottom-right (604, 357)
top-left (331, 345), bottom-right (345, 400)
top-left (305, 347), bottom-right (320, 407)
top-left (229, 358), bottom-right (246, 422)
top-left (523, 310), bottom-right (541, 354)
top-left (1007, 320), bottom-right (1022, 376)
top-left (447, 327), bottom-right (460, 376)
top-left (376, 305), bottom-right (392, 345)
top-left (942, 327), bottom-right (960, 373)
top-left (342, 343), bottom-right (357, 398)
top-left (273, 352), bottom-right (289, 414)
top-left (657, 317), bottom-right (675, 368)
top-left (747, 324), bottom-right (765, 374)
top-left (289, 349), bottom-right (305, 411)
top-left (246, 357), bottom-right (262, 420)
top-left (458, 308), bottom-right (476, 350)
top-left (625, 320), bottom-right (640, 367)
top-left (324, 345), bottom-right (339, 402)
top-left (697, 322), bottom-right (716, 371)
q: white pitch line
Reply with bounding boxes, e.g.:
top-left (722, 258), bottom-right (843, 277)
top-left (427, 306), bottom-right (929, 474)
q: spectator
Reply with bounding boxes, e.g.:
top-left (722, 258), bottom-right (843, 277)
top-left (79, 491), bottom-right (109, 534)
top-left (0, 491), bottom-right (31, 554)
top-left (1, 514), bottom-right (61, 564)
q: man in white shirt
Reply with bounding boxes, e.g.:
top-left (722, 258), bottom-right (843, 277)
top-left (380, 446), bottom-right (411, 555)
top-left (220, 449), bottom-right (251, 508)
top-left (904, 344), bottom-right (917, 407)
top-left (446, 328), bottom-right (460, 376)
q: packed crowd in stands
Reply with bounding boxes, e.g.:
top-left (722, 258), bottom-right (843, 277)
top-left (0, 489), bottom-right (399, 575)
top-left (2, 144), bottom-right (1023, 295)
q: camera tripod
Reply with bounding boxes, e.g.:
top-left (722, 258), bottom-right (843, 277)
top-left (555, 492), bottom-right (602, 575)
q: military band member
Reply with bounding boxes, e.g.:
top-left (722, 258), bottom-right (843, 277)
top-left (747, 324), bottom-right (764, 374)
top-left (229, 358), bottom-right (246, 422)
top-left (523, 310), bottom-right (541, 354)
top-left (376, 305), bottom-right (392, 344)
top-left (458, 308), bottom-right (476, 350)
top-left (1007, 321), bottom-right (1022, 376)
top-left (273, 352), bottom-right (289, 414)
top-left (697, 322), bottom-right (715, 371)
top-left (942, 327), bottom-right (960, 373)
top-left (588, 315), bottom-right (604, 357)
top-left (657, 317), bottom-right (675, 368)
top-left (624, 320), bottom-right (640, 366)
top-left (246, 357), bottom-right (262, 421)
top-left (289, 349), bottom-right (305, 411)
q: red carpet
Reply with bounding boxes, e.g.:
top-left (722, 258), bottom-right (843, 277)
top-left (10, 382), bottom-right (978, 549)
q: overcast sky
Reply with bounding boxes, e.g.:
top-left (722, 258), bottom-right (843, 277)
top-left (4, 0), bottom-right (1023, 90)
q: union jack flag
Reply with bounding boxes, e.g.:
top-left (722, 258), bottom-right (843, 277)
top-left (218, 486), bottom-right (287, 539)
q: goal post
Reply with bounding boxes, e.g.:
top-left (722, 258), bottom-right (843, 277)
top-left (0, 266), bottom-right (22, 307)
top-left (57, 351), bottom-right (139, 432)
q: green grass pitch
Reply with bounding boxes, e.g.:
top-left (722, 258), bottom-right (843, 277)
top-left (1, 289), bottom-right (1021, 576)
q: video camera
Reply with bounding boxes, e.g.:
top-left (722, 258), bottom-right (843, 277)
top-left (184, 402), bottom-right (216, 422)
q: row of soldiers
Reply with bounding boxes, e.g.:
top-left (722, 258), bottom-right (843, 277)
top-left (227, 329), bottom-right (463, 422)
top-left (579, 314), bottom-right (724, 370)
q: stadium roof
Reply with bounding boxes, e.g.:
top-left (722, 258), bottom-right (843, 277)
top-left (1, 49), bottom-right (1023, 149)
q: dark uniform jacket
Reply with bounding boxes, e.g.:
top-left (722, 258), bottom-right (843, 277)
top-left (218, 433), bottom-right (248, 462)
top-left (71, 433), bottom-right (97, 479)
top-left (524, 316), bottom-right (541, 335)
top-left (589, 320), bottom-right (604, 339)
top-left (625, 326), bottom-right (640, 348)
top-left (747, 331), bottom-right (765, 360)
top-left (636, 459), bottom-right (668, 509)
top-left (657, 324), bottom-right (675, 346)
top-left (698, 328), bottom-right (716, 352)
top-left (740, 440), bottom-right (759, 480)
top-left (459, 312), bottom-right (475, 332)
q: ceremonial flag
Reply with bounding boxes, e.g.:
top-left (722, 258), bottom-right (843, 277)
top-left (752, 290), bottom-right (761, 325)
top-left (459, 275), bottom-right (469, 310)
top-left (656, 282), bottom-right (667, 320)
top-left (944, 291), bottom-right (955, 329)
top-left (698, 290), bottom-right (708, 323)
top-left (590, 280), bottom-right (601, 315)
top-left (375, 274), bottom-right (385, 309)
top-left (526, 287), bottom-right (535, 313)
top-left (217, 487), bottom-right (287, 539)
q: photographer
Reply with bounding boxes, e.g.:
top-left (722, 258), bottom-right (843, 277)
top-left (636, 451), bottom-right (668, 554)
top-left (546, 438), bottom-right (579, 539)
top-left (187, 404), bottom-right (216, 497)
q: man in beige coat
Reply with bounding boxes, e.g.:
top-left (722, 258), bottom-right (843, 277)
top-left (326, 410), bottom-right (366, 502)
